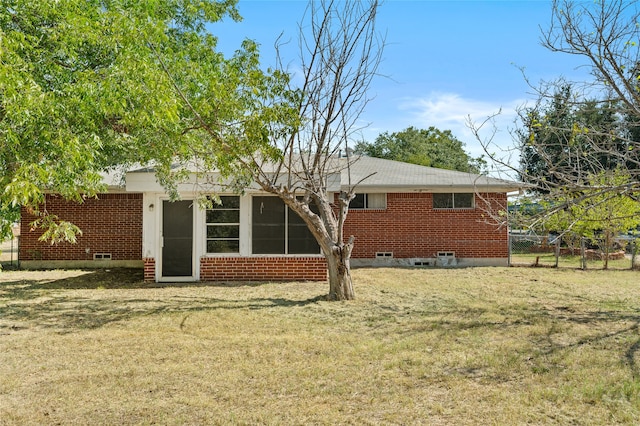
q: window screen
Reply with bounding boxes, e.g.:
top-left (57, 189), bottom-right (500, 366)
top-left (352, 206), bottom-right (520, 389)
top-left (288, 202), bottom-right (320, 254)
top-left (350, 193), bottom-right (366, 209)
top-left (252, 196), bottom-right (319, 254)
top-left (433, 193), bottom-right (454, 209)
top-left (454, 193), bottom-right (474, 208)
top-left (252, 196), bottom-right (286, 254)
top-left (367, 193), bottom-right (386, 209)
top-left (349, 193), bottom-right (386, 209)
top-left (206, 196), bottom-right (240, 253)
top-left (433, 193), bottom-right (474, 209)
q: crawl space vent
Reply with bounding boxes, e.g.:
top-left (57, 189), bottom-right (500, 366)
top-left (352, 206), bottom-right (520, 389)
top-left (375, 252), bottom-right (393, 258)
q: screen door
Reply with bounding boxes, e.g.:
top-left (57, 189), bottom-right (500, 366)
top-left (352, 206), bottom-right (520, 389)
top-left (162, 200), bottom-right (193, 277)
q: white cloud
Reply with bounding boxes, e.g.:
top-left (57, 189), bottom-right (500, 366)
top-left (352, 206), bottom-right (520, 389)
top-left (397, 92), bottom-right (526, 160)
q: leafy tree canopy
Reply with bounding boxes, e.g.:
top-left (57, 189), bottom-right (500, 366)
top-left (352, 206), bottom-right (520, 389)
top-left (0, 0), bottom-right (296, 241)
top-left (541, 170), bottom-right (640, 267)
top-left (0, 0), bottom-right (381, 299)
top-left (518, 84), bottom-right (632, 194)
top-left (354, 126), bottom-right (486, 173)
top-left (469, 1), bottom-right (640, 239)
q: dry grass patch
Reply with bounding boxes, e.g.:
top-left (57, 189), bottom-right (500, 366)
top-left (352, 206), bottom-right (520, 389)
top-left (511, 252), bottom-right (636, 269)
top-left (1, 267), bottom-right (640, 424)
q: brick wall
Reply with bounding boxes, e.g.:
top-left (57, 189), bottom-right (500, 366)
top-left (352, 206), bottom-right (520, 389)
top-left (19, 190), bottom-right (508, 281)
top-left (143, 258), bottom-right (156, 281)
top-left (200, 256), bottom-right (327, 281)
top-left (20, 193), bottom-right (143, 261)
top-left (344, 192), bottom-right (508, 259)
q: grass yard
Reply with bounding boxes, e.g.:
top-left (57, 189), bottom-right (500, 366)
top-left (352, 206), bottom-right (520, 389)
top-left (1, 267), bottom-right (640, 425)
top-left (510, 252), bottom-right (637, 270)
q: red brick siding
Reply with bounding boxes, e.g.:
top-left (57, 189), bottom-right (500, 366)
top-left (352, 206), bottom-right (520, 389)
top-left (20, 193), bottom-right (143, 261)
top-left (343, 192), bottom-right (508, 259)
top-left (19, 190), bottom-right (508, 281)
top-left (144, 258), bottom-right (156, 282)
top-left (200, 256), bottom-right (327, 281)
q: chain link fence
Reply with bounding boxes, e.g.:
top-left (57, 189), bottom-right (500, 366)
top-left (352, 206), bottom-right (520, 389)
top-left (509, 232), bottom-right (639, 270)
top-left (0, 226), bottom-right (20, 269)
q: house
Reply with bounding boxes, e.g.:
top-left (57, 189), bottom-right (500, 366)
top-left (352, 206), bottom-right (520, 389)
top-left (19, 157), bottom-right (521, 281)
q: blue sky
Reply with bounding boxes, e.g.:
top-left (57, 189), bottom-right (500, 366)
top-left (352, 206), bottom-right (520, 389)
top-left (210, 0), bottom-right (591, 160)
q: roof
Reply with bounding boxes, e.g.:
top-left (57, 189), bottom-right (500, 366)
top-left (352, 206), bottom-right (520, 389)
top-left (343, 156), bottom-right (521, 193)
top-left (124, 156), bottom-right (523, 194)
top-left (101, 168), bottom-right (127, 189)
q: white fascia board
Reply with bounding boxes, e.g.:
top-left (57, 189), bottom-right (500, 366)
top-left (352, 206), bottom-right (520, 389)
top-left (422, 184), bottom-right (522, 193)
top-left (350, 184), bottom-right (522, 193)
top-left (126, 171), bottom-right (341, 194)
top-left (126, 171), bottom-right (242, 193)
top-left (126, 172), bottom-right (221, 193)
top-left (126, 172), bottom-right (165, 192)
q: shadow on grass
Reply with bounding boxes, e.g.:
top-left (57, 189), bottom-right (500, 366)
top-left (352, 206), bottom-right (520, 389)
top-left (1, 295), bottom-right (326, 335)
top-left (392, 303), bottom-right (640, 381)
top-left (0, 268), bottom-right (145, 290)
top-left (0, 269), bottom-right (328, 335)
top-left (4, 268), bottom-right (640, 381)
top-left (1, 268), bottom-right (325, 290)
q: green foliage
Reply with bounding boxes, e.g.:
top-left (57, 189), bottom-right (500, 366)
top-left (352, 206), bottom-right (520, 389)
top-left (513, 1), bottom-right (640, 267)
top-left (519, 85), bottom-right (635, 194)
top-left (30, 213), bottom-right (83, 245)
top-left (354, 126), bottom-right (486, 173)
top-left (0, 203), bottom-right (19, 242)
top-left (542, 170), bottom-right (640, 252)
top-left (0, 0), bottom-right (296, 242)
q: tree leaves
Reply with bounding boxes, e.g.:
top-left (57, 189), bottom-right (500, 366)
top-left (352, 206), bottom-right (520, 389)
top-left (542, 170), bottom-right (640, 251)
top-left (0, 0), bottom-right (273, 241)
top-left (354, 126), bottom-right (486, 173)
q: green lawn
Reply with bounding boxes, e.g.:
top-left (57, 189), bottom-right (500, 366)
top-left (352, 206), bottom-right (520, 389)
top-left (1, 267), bottom-right (639, 425)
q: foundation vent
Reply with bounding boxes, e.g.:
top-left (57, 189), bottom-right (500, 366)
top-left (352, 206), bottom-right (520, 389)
top-left (93, 253), bottom-right (112, 260)
top-left (375, 252), bottom-right (393, 258)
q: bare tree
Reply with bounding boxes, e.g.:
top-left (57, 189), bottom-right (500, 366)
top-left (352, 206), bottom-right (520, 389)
top-left (469, 0), bottom-right (640, 232)
top-left (251, 0), bottom-right (383, 300)
top-left (161, 0), bottom-right (384, 300)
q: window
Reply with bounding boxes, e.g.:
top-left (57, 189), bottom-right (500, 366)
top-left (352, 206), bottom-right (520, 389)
top-left (432, 193), bottom-right (474, 209)
top-left (252, 196), bottom-right (320, 254)
top-left (349, 193), bottom-right (386, 209)
top-left (206, 196), bottom-right (240, 253)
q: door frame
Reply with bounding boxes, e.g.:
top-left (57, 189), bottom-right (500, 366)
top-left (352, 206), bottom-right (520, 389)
top-left (158, 198), bottom-right (198, 282)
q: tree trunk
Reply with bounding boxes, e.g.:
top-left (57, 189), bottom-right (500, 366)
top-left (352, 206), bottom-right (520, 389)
top-left (325, 240), bottom-right (355, 301)
top-left (603, 230), bottom-right (611, 270)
